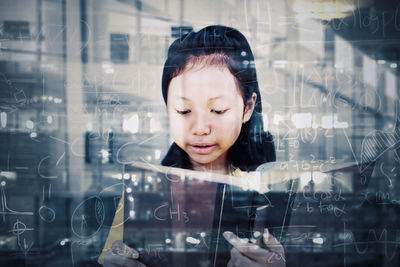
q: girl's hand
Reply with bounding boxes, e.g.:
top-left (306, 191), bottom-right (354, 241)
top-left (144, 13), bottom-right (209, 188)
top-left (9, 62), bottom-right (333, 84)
top-left (103, 240), bottom-right (146, 267)
top-left (223, 229), bottom-right (286, 267)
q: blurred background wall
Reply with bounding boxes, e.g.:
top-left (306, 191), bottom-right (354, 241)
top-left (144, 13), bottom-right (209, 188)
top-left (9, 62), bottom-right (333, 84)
top-left (0, 0), bottom-right (399, 266)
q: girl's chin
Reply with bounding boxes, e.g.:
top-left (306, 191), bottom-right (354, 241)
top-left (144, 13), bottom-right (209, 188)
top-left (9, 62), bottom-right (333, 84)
top-left (190, 156), bottom-right (217, 165)
top-left (189, 154), bottom-right (219, 165)
top-left (188, 153), bottom-right (227, 167)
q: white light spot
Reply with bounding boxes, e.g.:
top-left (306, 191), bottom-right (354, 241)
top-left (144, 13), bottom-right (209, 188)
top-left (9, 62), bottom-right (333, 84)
top-left (0, 112), bottom-right (7, 128)
top-left (26, 120), bottom-right (34, 129)
top-left (273, 114), bottom-right (284, 125)
top-left (291, 113), bottom-right (312, 129)
top-left (186, 236), bottom-right (200, 245)
top-left (155, 149), bottom-right (161, 160)
top-left (129, 210), bottom-right (135, 218)
top-left (313, 237), bottom-right (324, 245)
top-left (122, 113), bottom-right (139, 134)
top-left (253, 231), bottom-right (261, 238)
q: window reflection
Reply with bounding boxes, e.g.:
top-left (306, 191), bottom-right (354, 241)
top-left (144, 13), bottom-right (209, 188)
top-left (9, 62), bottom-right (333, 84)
top-left (0, 0), bottom-right (399, 266)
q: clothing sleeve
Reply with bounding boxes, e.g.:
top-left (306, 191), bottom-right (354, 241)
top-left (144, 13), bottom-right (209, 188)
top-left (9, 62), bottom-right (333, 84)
top-left (97, 191), bottom-right (125, 265)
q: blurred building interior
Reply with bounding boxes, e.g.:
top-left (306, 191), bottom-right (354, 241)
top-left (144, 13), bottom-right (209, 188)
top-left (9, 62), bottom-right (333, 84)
top-left (0, 0), bottom-right (399, 266)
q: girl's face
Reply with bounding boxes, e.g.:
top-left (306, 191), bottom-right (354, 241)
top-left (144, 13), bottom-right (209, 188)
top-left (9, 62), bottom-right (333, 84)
top-left (167, 66), bottom-right (256, 172)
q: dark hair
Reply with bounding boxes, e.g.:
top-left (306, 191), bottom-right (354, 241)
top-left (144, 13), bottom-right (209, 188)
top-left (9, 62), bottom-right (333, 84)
top-left (161, 25), bottom-right (275, 171)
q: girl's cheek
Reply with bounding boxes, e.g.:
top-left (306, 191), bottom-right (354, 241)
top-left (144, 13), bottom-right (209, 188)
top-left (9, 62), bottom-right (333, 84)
top-left (169, 113), bottom-right (182, 125)
top-left (169, 116), bottom-right (187, 134)
top-left (220, 113), bottom-right (241, 125)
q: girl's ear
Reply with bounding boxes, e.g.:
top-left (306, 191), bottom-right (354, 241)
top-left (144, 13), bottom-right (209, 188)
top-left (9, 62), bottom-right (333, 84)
top-left (242, 93), bottom-right (257, 123)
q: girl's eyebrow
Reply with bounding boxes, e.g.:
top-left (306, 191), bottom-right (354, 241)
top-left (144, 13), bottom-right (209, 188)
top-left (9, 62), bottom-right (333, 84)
top-left (170, 96), bottom-right (191, 101)
top-left (208, 96), bottom-right (226, 101)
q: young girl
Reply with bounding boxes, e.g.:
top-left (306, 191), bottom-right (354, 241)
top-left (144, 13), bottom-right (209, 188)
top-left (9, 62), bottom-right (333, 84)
top-left (102, 25), bottom-right (284, 267)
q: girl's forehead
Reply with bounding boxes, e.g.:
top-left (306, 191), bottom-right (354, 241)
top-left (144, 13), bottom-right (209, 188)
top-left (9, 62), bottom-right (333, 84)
top-left (168, 66), bottom-right (241, 101)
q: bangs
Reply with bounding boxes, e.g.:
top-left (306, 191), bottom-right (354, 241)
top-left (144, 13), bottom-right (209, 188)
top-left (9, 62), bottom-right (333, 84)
top-left (172, 53), bottom-right (232, 78)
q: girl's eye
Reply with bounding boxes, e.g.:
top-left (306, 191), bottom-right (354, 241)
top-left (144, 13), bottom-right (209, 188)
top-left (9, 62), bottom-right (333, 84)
top-left (176, 110), bottom-right (191, 115)
top-left (211, 109), bottom-right (227, 114)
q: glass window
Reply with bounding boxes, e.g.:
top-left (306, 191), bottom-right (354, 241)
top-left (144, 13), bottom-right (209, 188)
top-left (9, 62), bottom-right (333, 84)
top-left (0, 1), bottom-right (399, 266)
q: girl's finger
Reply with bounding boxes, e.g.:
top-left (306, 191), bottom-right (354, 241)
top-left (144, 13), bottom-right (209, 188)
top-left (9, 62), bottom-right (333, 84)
top-left (111, 240), bottom-right (139, 259)
top-left (104, 249), bottom-right (145, 267)
top-left (223, 231), bottom-right (269, 262)
top-left (262, 228), bottom-right (285, 254)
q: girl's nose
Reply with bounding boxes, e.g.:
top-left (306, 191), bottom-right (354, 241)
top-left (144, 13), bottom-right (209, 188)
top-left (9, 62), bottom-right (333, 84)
top-left (191, 112), bottom-right (211, 136)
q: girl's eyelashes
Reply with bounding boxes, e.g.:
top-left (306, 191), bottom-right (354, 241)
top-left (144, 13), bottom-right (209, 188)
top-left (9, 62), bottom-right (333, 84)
top-left (176, 109), bottom-right (191, 115)
top-left (175, 109), bottom-right (229, 115)
top-left (211, 109), bottom-right (228, 114)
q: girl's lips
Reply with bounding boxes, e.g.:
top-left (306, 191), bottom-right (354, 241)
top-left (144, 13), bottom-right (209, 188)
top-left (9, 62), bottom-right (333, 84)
top-left (189, 144), bottom-right (216, 154)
